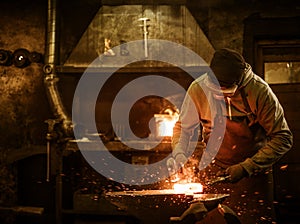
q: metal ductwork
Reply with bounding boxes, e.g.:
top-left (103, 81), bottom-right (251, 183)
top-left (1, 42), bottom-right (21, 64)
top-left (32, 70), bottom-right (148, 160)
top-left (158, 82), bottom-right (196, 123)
top-left (44, 0), bottom-right (73, 137)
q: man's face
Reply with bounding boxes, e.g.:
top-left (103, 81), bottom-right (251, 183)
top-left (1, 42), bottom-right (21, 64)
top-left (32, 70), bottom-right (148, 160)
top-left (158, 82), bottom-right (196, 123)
top-left (206, 74), bottom-right (239, 98)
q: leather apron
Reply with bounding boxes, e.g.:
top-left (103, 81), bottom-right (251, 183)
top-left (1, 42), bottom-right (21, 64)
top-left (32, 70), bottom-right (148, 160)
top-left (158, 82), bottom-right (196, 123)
top-left (197, 92), bottom-right (276, 224)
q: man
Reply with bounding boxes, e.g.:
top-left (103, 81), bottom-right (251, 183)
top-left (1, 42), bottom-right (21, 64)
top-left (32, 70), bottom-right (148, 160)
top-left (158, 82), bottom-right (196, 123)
top-left (170, 48), bottom-right (293, 223)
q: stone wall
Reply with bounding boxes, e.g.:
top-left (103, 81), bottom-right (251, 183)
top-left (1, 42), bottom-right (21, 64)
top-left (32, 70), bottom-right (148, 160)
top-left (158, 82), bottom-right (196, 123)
top-left (188, 0), bottom-right (300, 53)
top-left (0, 1), bottom-right (49, 221)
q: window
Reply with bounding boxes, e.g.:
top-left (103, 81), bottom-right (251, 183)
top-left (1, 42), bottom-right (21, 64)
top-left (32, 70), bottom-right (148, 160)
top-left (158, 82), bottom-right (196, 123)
top-left (264, 61), bottom-right (300, 84)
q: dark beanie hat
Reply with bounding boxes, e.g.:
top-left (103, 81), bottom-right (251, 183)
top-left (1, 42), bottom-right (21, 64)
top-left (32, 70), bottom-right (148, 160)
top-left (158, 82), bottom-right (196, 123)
top-left (210, 48), bottom-right (246, 86)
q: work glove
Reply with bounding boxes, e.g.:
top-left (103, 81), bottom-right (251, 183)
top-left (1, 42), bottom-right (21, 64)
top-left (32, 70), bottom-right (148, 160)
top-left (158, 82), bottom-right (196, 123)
top-left (166, 153), bottom-right (188, 174)
top-left (166, 157), bottom-right (177, 176)
top-left (166, 153), bottom-right (188, 182)
top-left (174, 153), bottom-right (188, 169)
top-left (170, 202), bottom-right (208, 222)
top-left (225, 164), bottom-right (248, 183)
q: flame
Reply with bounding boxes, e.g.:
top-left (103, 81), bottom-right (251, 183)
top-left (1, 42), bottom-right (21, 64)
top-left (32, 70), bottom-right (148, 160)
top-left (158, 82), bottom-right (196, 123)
top-left (173, 183), bottom-right (203, 194)
top-left (154, 114), bottom-right (178, 137)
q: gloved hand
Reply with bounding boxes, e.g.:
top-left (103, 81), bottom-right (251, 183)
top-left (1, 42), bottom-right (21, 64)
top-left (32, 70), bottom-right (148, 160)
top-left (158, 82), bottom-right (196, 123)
top-left (166, 153), bottom-right (188, 182)
top-left (225, 164), bottom-right (248, 183)
top-left (166, 157), bottom-right (177, 176)
top-left (174, 153), bottom-right (188, 168)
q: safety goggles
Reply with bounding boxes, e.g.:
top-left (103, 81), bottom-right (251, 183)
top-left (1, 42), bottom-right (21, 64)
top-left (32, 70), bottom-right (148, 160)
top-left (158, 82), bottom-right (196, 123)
top-left (204, 76), bottom-right (239, 98)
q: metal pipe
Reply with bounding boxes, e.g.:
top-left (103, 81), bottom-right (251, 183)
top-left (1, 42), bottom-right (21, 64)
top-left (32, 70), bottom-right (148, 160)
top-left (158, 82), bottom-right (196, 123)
top-left (44, 0), bottom-right (73, 136)
top-left (44, 2), bottom-right (69, 223)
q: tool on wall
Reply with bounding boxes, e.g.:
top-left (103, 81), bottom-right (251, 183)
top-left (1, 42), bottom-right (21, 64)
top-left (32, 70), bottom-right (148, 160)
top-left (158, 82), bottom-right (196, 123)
top-left (103, 38), bottom-right (115, 56)
top-left (138, 17), bottom-right (150, 58)
top-left (120, 40), bottom-right (129, 56)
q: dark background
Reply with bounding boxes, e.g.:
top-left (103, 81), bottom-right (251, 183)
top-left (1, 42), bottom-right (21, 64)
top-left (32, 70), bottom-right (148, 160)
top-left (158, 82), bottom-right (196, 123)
top-left (0, 0), bottom-right (299, 223)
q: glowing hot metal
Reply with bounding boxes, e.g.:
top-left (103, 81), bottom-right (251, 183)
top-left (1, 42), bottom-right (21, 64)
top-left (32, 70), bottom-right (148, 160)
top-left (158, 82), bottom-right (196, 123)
top-left (173, 183), bottom-right (203, 194)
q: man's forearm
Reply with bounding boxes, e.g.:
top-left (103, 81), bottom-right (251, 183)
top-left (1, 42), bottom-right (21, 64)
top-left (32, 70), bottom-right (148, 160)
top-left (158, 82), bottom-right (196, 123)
top-left (241, 129), bottom-right (293, 176)
top-left (171, 121), bottom-right (194, 157)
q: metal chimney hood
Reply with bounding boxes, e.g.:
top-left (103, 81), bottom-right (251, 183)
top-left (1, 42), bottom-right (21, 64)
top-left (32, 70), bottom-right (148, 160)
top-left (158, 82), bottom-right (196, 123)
top-left (63, 4), bottom-right (214, 68)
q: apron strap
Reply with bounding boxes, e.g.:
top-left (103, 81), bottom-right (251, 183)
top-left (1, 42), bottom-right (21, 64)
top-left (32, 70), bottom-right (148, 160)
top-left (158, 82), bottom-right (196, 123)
top-left (240, 88), bottom-right (256, 126)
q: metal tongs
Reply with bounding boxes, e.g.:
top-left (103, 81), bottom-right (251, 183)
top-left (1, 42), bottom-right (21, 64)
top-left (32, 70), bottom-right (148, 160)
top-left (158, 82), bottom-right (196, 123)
top-left (206, 175), bottom-right (231, 186)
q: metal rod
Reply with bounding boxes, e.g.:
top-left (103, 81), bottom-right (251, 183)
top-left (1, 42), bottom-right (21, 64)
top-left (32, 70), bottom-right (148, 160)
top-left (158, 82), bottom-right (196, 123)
top-left (56, 155), bottom-right (63, 224)
top-left (46, 138), bottom-right (51, 182)
top-left (0, 206), bottom-right (44, 215)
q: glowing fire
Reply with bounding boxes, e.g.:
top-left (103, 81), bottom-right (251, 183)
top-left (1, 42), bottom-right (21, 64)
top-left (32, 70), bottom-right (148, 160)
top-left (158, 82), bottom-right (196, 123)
top-left (154, 114), bottom-right (179, 137)
top-left (173, 183), bottom-right (203, 194)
